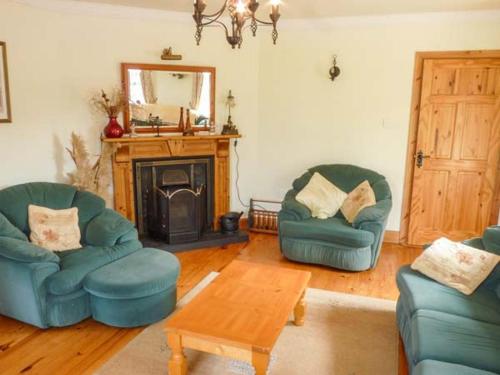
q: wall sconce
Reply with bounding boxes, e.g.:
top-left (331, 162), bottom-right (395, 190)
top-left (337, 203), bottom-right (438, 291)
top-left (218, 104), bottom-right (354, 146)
top-left (329, 55), bottom-right (341, 81)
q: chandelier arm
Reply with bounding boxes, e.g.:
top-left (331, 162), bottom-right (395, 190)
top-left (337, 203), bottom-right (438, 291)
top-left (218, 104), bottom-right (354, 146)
top-left (199, 16), bottom-right (227, 27)
top-left (205, 19), bottom-right (230, 35)
top-left (200, 2), bottom-right (228, 19)
top-left (251, 17), bottom-right (274, 26)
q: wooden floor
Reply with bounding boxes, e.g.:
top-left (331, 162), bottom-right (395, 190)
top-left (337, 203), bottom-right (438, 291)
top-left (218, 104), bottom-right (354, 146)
top-left (0, 233), bottom-right (421, 375)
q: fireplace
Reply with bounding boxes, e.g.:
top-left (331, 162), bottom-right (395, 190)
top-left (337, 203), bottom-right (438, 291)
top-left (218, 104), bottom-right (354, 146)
top-left (134, 157), bottom-right (214, 244)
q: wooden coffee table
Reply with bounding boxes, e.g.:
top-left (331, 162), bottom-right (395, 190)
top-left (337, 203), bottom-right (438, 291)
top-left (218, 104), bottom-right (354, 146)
top-left (165, 260), bottom-right (311, 375)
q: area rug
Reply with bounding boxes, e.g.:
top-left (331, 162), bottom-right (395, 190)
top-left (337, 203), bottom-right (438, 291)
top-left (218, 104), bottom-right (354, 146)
top-left (96, 272), bottom-right (398, 375)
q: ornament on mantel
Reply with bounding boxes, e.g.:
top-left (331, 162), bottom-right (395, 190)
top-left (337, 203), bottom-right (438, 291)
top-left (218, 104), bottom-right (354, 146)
top-left (221, 90), bottom-right (239, 135)
top-left (90, 89), bottom-right (127, 138)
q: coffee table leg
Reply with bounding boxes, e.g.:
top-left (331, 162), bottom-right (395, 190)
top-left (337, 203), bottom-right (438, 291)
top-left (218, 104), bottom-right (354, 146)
top-left (252, 352), bottom-right (270, 375)
top-left (294, 291), bottom-right (306, 326)
top-left (167, 333), bottom-right (187, 375)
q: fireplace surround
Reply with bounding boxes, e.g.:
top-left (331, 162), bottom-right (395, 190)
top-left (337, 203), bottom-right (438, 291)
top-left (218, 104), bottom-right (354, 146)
top-left (102, 135), bottom-right (248, 251)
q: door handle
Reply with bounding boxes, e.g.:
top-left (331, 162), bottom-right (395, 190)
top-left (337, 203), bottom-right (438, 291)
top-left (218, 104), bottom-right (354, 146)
top-left (414, 150), bottom-right (431, 168)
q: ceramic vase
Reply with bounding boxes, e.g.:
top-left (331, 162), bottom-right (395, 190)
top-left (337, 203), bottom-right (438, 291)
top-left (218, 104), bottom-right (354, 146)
top-left (104, 117), bottom-right (124, 138)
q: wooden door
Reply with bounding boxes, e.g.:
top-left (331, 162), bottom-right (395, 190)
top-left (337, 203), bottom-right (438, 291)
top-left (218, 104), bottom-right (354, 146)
top-left (408, 58), bottom-right (500, 245)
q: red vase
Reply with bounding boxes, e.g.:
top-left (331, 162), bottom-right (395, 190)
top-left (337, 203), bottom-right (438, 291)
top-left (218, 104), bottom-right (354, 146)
top-left (104, 117), bottom-right (124, 138)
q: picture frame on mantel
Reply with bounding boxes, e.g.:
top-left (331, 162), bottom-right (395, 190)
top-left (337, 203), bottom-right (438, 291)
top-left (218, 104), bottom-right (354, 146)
top-left (0, 42), bottom-right (12, 123)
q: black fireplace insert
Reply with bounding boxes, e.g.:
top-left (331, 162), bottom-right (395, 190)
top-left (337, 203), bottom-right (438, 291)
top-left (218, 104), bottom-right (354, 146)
top-left (134, 157), bottom-right (214, 244)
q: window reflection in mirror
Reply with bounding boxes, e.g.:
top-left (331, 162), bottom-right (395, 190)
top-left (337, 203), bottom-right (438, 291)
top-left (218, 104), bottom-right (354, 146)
top-left (121, 64), bottom-right (216, 134)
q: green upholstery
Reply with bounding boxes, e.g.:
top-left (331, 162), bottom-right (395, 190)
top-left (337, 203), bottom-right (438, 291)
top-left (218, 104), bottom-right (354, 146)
top-left (410, 310), bottom-right (500, 373)
top-left (0, 183), bottom-right (78, 235)
top-left (414, 360), bottom-right (499, 375)
top-left (397, 266), bottom-right (500, 325)
top-left (84, 248), bottom-right (180, 327)
top-left (0, 236), bottom-right (60, 264)
top-left (280, 217), bottom-right (375, 247)
top-left (279, 164), bottom-right (392, 271)
top-left (0, 212), bottom-right (28, 241)
top-left (85, 209), bottom-right (136, 246)
top-left (397, 226), bottom-right (500, 375)
top-left (46, 242), bottom-right (141, 296)
top-left (0, 182), bottom-right (180, 328)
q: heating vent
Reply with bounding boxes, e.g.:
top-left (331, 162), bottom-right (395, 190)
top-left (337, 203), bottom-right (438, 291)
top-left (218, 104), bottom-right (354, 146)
top-left (248, 199), bottom-right (281, 235)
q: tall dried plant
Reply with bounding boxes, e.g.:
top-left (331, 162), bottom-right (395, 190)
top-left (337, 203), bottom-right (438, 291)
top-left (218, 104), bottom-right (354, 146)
top-left (66, 132), bottom-right (112, 205)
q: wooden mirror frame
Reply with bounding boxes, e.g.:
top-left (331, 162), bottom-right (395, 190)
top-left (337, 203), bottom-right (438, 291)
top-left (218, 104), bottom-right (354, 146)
top-left (121, 63), bottom-right (216, 134)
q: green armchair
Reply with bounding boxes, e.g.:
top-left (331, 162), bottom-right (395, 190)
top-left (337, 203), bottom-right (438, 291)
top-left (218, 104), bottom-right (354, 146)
top-left (0, 182), bottom-right (180, 328)
top-left (278, 164), bottom-right (392, 271)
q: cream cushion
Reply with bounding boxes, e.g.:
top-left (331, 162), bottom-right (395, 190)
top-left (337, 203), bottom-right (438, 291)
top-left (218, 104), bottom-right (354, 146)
top-left (296, 172), bottom-right (348, 219)
top-left (411, 237), bottom-right (499, 295)
top-left (28, 205), bottom-right (82, 252)
top-left (341, 180), bottom-right (376, 223)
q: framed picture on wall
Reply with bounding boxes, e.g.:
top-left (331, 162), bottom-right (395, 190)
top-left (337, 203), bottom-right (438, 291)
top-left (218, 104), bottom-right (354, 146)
top-left (0, 41), bottom-right (12, 123)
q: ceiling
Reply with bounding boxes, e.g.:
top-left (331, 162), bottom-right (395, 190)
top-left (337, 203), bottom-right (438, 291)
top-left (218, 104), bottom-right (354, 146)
top-left (73, 0), bottom-right (500, 18)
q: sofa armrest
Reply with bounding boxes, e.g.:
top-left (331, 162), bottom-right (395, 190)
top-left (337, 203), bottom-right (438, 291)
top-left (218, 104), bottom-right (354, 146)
top-left (279, 190), bottom-right (312, 222)
top-left (84, 209), bottom-right (138, 247)
top-left (0, 236), bottom-right (60, 264)
top-left (462, 237), bottom-right (485, 250)
top-left (353, 199), bottom-right (392, 228)
top-left (0, 212), bottom-right (28, 241)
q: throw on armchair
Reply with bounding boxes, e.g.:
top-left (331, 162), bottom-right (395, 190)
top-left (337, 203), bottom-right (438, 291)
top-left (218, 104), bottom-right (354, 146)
top-left (0, 182), bottom-right (180, 328)
top-left (279, 164), bottom-right (392, 271)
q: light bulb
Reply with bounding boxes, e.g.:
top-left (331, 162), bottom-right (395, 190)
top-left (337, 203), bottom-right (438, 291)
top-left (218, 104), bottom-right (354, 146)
top-left (235, 0), bottom-right (246, 13)
top-left (270, 0), bottom-right (281, 5)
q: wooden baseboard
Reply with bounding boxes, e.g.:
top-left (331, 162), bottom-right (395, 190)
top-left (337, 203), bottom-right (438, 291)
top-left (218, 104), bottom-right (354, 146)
top-left (384, 230), bottom-right (400, 244)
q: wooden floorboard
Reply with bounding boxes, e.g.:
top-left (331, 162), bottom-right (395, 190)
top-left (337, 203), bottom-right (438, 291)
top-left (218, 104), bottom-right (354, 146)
top-left (0, 233), bottom-right (420, 375)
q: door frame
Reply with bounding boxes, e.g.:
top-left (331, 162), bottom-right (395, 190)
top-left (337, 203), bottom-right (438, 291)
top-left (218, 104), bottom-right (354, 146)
top-left (399, 50), bottom-right (500, 245)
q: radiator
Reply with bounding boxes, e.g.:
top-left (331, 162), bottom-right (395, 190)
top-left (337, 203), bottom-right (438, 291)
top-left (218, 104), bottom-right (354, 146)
top-left (248, 199), bottom-right (281, 234)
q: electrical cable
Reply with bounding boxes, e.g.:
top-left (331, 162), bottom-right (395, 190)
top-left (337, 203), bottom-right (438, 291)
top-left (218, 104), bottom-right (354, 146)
top-left (233, 140), bottom-right (269, 212)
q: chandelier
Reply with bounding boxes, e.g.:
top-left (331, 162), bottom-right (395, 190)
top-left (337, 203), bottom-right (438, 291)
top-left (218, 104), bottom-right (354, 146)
top-left (193, 0), bottom-right (281, 49)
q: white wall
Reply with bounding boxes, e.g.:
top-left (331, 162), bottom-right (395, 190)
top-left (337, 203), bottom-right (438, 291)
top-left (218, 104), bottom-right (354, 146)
top-left (0, 0), bottom-right (499, 231)
top-left (0, 0), bottom-right (260, 214)
top-left (256, 12), bottom-right (500, 230)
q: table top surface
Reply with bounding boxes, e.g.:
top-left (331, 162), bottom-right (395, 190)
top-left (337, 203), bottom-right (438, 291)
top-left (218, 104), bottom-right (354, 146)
top-left (165, 260), bottom-right (311, 353)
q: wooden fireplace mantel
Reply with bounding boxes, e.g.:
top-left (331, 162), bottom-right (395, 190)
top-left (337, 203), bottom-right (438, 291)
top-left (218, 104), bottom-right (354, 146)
top-left (102, 134), bottom-right (241, 228)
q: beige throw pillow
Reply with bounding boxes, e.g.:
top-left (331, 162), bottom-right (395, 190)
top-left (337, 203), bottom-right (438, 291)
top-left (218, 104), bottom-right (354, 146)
top-left (341, 180), bottom-right (376, 223)
top-left (29, 205), bottom-right (82, 252)
top-left (411, 237), bottom-right (499, 295)
top-left (296, 172), bottom-right (347, 219)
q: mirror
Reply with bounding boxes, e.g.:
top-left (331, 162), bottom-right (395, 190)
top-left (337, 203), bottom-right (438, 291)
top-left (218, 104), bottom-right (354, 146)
top-left (121, 63), bottom-right (216, 134)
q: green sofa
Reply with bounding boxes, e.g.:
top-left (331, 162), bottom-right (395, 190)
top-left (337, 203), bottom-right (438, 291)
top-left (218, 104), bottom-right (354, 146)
top-left (0, 182), bottom-right (180, 328)
top-left (397, 226), bottom-right (500, 375)
top-left (278, 164), bottom-right (392, 271)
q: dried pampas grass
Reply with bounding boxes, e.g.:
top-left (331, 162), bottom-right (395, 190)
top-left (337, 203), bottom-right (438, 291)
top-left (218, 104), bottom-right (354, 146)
top-left (66, 132), bottom-right (113, 206)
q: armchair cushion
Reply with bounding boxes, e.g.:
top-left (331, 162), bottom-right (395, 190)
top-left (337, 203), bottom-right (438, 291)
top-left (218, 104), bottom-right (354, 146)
top-left (280, 217), bottom-right (374, 248)
top-left (295, 172), bottom-right (347, 219)
top-left (84, 209), bottom-right (136, 247)
top-left (0, 236), bottom-right (60, 264)
top-left (341, 180), bottom-right (376, 223)
top-left (28, 205), bottom-right (81, 252)
top-left (46, 240), bottom-right (141, 295)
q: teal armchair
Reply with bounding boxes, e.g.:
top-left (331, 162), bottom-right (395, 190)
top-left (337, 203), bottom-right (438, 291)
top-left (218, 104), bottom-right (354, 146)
top-left (0, 182), bottom-right (179, 328)
top-left (278, 164), bottom-right (392, 271)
